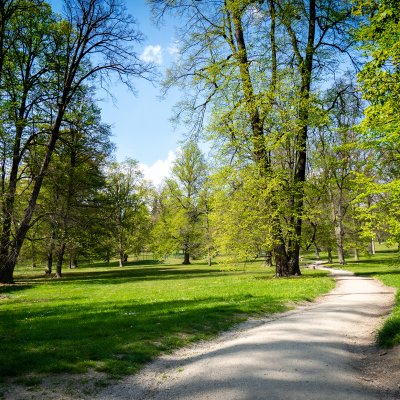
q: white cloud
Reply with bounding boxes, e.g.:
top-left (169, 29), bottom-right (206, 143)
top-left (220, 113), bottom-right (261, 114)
top-left (140, 45), bottom-right (163, 65)
top-left (167, 41), bottom-right (180, 57)
top-left (139, 150), bottom-right (177, 187)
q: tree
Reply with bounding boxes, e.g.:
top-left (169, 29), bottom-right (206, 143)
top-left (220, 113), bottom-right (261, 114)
top-left (307, 79), bottom-right (368, 264)
top-left (356, 0), bottom-right (400, 143)
top-left (38, 93), bottom-right (113, 277)
top-left (0, 0), bottom-right (152, 283)
top-left (103, 160), bottom-right (151, 267)
top-left (152, 142), bottom-right (208, 264)
top-left (353, 0), bottom-right (400, 250)
top-left (149, 0), bottom-right (356, 275)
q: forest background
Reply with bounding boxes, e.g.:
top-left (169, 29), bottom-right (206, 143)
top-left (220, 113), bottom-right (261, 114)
top-left (0, 0), bottom-right (399, 283)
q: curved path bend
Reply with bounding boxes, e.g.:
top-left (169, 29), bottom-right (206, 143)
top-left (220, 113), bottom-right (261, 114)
top-left (98, 268), bottom-right (396, 400)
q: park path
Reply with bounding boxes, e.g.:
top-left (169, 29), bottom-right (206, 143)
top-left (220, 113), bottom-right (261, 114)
top-left (97, 267), bottom-right (395, 400)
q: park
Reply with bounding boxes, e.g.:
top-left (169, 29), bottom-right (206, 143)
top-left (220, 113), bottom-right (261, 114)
top-left (0, 0), bottom-right (399, 398)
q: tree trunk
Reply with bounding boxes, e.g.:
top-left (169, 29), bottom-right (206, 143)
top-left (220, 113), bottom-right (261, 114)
top-left (183, 251), bottom-right (190, 265)
top-left (314, 245), bottom-right (320, 259)
top-left (46, 250), bottom-right (53, 275)
top-left (0, 256), bottom-right (17, 283)
top-left (371, 238), bottom-right (376, 255)
top-left (274, 243), bottom-right (289, 277)
top-left (55, 242), bottom-right (66, 278)
top-left (264, 251), bottom-right (272, 267)
top-left (335, 224), bottom-right (345, 264)
top-left (69, 254), bottom-right (78, 269)
top-left (45, 228), bottom-right (56, 274)
top-left (327, 247), bottom-right (333, 263)
top-left (354, 248), bottom-right (359, 261)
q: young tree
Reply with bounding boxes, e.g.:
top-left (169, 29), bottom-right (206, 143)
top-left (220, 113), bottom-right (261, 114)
top-left (152, 142), bottom-right (208, 264)
top-left (103, 160), bottom-right (151, 267)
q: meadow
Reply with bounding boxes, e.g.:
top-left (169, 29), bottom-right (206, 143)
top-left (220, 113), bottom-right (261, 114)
top-left (0, 258), bottom-right (334, 380)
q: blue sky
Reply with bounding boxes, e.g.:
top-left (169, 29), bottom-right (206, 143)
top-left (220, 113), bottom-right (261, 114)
top-left (50, 0), bottom-right (183, 185)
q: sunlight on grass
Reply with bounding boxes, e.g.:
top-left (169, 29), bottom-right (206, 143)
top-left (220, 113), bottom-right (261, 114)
top-left (0, 259), bottom-right (334, 378)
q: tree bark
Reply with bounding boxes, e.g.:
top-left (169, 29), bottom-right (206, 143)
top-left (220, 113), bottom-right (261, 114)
top-left (327, 247), bottom-right (333, 263)
top-left (46, 250), bottom-right (53, 275)
top-left (55, 242), bottom-right (66, 278)
top-left (275, 243), bottom-right (289, 277)
top-left (183, 251), bottom-right (190, 265)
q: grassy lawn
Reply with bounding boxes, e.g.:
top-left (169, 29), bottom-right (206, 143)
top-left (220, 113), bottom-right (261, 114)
top-left (0, 258), bottom-right (334, 379)
top-left (337, 250), bottom-right (400, 348)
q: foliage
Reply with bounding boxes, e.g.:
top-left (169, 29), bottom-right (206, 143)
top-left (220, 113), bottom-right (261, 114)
top-left (102, 159), bottom-right (152, 266)
top-left (353, 0), bottom-right (400, 249)
top-left (152, 142), bottom-right (208, 263)
top-left (149, 0), bottom-right (356, 275)
top-left (356, 0), bottom-right (400, 143)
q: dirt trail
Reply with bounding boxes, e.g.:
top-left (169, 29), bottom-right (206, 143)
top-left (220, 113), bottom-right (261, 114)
top-left (95, 268), bottom-right (397, 400)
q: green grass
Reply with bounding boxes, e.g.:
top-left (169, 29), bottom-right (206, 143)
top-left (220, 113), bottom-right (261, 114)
top-left (0, 258), bottom-right (334, 379)
top-left (335, 249), bottom-right (400, 348)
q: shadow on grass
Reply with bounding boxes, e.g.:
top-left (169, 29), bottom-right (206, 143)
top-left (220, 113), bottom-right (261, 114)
top-left (0, 295), bottom-right (284, 378)
top-left (52, 267), bottom-right (226, 285)
top-left (354, 270), bottom-right (400, 277)
top-left (0, 284), bottom-right (33, 295)
top-left (15, 265), bottom-right (267, 286)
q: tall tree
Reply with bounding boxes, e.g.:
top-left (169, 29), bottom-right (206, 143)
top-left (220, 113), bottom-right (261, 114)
top-left (39, 93), bottom-right (113, 277)
top-left (308, 79), bottom-right (367, 263)
top-left (149, 0), bottom-right (355, 275)
top-left (0, 0), bottom-right (152, 283)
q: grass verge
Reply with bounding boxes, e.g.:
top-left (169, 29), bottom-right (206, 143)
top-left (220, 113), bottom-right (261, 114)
top-left (0, 258), bottom-right (334, 378)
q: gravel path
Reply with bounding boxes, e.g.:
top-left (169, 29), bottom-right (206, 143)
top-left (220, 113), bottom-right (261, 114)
top-left (96, 267), bottom-right (396, 400)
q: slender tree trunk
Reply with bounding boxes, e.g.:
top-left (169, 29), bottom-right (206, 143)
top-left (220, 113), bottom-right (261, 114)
top-left (69, 253), bottom-right (78, 269)
top-left (229, 6), bottom-right (267, 170)
top-left (314, 245), bottom-right (320, 259)
top-left (55, 242), bottom-right (66, 278)
top-left (46, 249), bottom-right (53, 275)
top-left (371, 238), bottom-right (376, 255)
top-left (119, 249), bottom-right (124, 267)
top-left (327, 247), bottom-right (333, 263)
top-left (264, 251), bottom-right (272, 267)
top-left (45, 228), bottom-right (56, 274)
top-left (354, 248), bottom-right (359, 261)
top-left (334, 209), bottom-right (346, 265)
